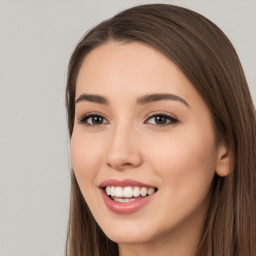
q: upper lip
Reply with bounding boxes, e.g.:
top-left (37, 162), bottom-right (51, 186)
top-left (99, 178), bottom-right (156, 188)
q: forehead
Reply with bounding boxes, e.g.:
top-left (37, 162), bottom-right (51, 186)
top-left (76, 41), bottom-right (203, 107)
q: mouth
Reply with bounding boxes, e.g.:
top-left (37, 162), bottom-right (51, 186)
top-left (104, 186), bottom-right (157, 203)
top-left (99, 179), bottom-right (158, 214)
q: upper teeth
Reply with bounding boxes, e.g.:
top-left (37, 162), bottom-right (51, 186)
top-left (105, 186), bottom-right (156, 198)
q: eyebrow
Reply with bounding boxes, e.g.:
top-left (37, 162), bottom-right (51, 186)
top-left (136, 93), bottom-right (189, 107)
top-left (75, 93), bottom-right (189, 107)
top-left (75, 94), bottom-right (109, 105)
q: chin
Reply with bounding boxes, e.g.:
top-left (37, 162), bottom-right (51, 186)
top-left (108, 232), bottom-right (155, 245)
top-left (100, 220), bottom-right (159, 244)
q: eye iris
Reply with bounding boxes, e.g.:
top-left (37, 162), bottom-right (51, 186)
top-left (155, 115), bottom-right (167, 124)
top-left (92, 116), bottom-right (103, 124)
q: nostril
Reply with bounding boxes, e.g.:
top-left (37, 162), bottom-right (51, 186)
top-left (122, 163), bottom-right (133, 167)
top-left (107, 162), bottom-right (134, 170)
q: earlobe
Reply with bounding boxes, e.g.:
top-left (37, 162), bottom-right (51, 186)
top-left (215, 143), bottom-right (232, 177)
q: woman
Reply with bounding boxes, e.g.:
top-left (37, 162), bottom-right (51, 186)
top-left (65, 4), bottom-right (256, 256)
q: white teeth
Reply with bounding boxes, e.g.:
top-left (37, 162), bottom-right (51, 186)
top-left (110, 186), bottom-right (116, 197)
top-left (133, 186), bottom-right (141, 197)
top-left (106, 186), bottom-right (111, 195)
top-left (105, 186), bottom-right (156, 198)
top-left (113, 198), bottom-right (136, 203)
top-left (123, 186), bottom-right (133, 197)
top-left (140, 187), bottom-right (147, 197)
top-left (115, 187), bottom-right (123, 197)
top-left (147, 187), bottom-right (155, 195)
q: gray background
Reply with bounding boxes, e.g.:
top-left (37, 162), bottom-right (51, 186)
top-left (0, 0), bottom-right (255, 255)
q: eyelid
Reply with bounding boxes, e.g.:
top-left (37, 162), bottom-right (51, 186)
top-left (77, 112), bottom-right (110, 126)
top-left (145, 110), bottom-right (177, 119)
top-left (76, 111), bottom-right (179, 127)
top-left (144, 111), bottom-right (179, 126)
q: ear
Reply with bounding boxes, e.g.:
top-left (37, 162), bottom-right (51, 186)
top-left (215, 143), bottom-right (232, 177)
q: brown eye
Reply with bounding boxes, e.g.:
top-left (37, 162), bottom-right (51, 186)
top-left (146, 114), bottom-right (178, 126)
top-left (89, 115), bottom-right (104, 124)
top-left (154, 115), bottom-right (168, 124)
top-left (78, 114), bottom-right (109, 126)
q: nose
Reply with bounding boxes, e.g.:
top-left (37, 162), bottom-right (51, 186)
top-left (105, 125), bottom-right (142, 171)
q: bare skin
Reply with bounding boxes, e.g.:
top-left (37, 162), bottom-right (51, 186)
top-left (71, 41), bottom-right (231, 256)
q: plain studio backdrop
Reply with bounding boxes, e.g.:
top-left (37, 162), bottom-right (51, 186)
top-left (0, 0), bottom-right (255, 255)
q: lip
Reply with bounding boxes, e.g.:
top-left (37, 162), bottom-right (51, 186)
top-left (100, 189), bottom-right (156, 214)
top-left (99, 178), bottom-right (157, 214)
top-left (99, 178), bottom-right (156, 188)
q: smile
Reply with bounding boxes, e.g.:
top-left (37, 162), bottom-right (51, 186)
top-left (105, 186), bottom-right (156, 200)
top-left (99, 179), bottom-right (158, 214)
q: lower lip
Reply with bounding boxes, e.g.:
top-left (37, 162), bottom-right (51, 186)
top-left (100, 189), bottom-right (156, 214)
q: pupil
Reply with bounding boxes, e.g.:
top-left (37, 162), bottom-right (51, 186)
top-left (155, 116), bottom-right (167, 124)
top-left (93, 116), bottom-right (102, 124)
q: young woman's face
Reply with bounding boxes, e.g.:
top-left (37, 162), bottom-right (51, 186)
top-left (71, 41), bottom-right (226, 248)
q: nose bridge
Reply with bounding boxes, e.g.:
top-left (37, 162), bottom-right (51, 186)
top-left (105, 120), bottom-right (142, 170)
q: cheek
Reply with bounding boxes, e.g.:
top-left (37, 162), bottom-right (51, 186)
top-left (70, 130), bottom-right (104, 194)
top-left (145, 124), bottom-right (217, 202)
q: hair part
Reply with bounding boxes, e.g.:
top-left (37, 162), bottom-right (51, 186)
top-left (65, 4), bottom-right (256, 256)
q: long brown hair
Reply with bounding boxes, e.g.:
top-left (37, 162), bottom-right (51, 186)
top-left (65, 4), bottom-right (256, 256)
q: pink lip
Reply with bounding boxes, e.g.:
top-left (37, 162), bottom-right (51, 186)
top-left (100, 189), bottom-right (156, 214)
top-left (99, 178), bottom-right (157, 214)
top-left (99, 178), bottom-right (156, 188)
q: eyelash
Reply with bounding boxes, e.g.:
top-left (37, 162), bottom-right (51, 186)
top-left (77, 112), bottom-right (179, 127)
